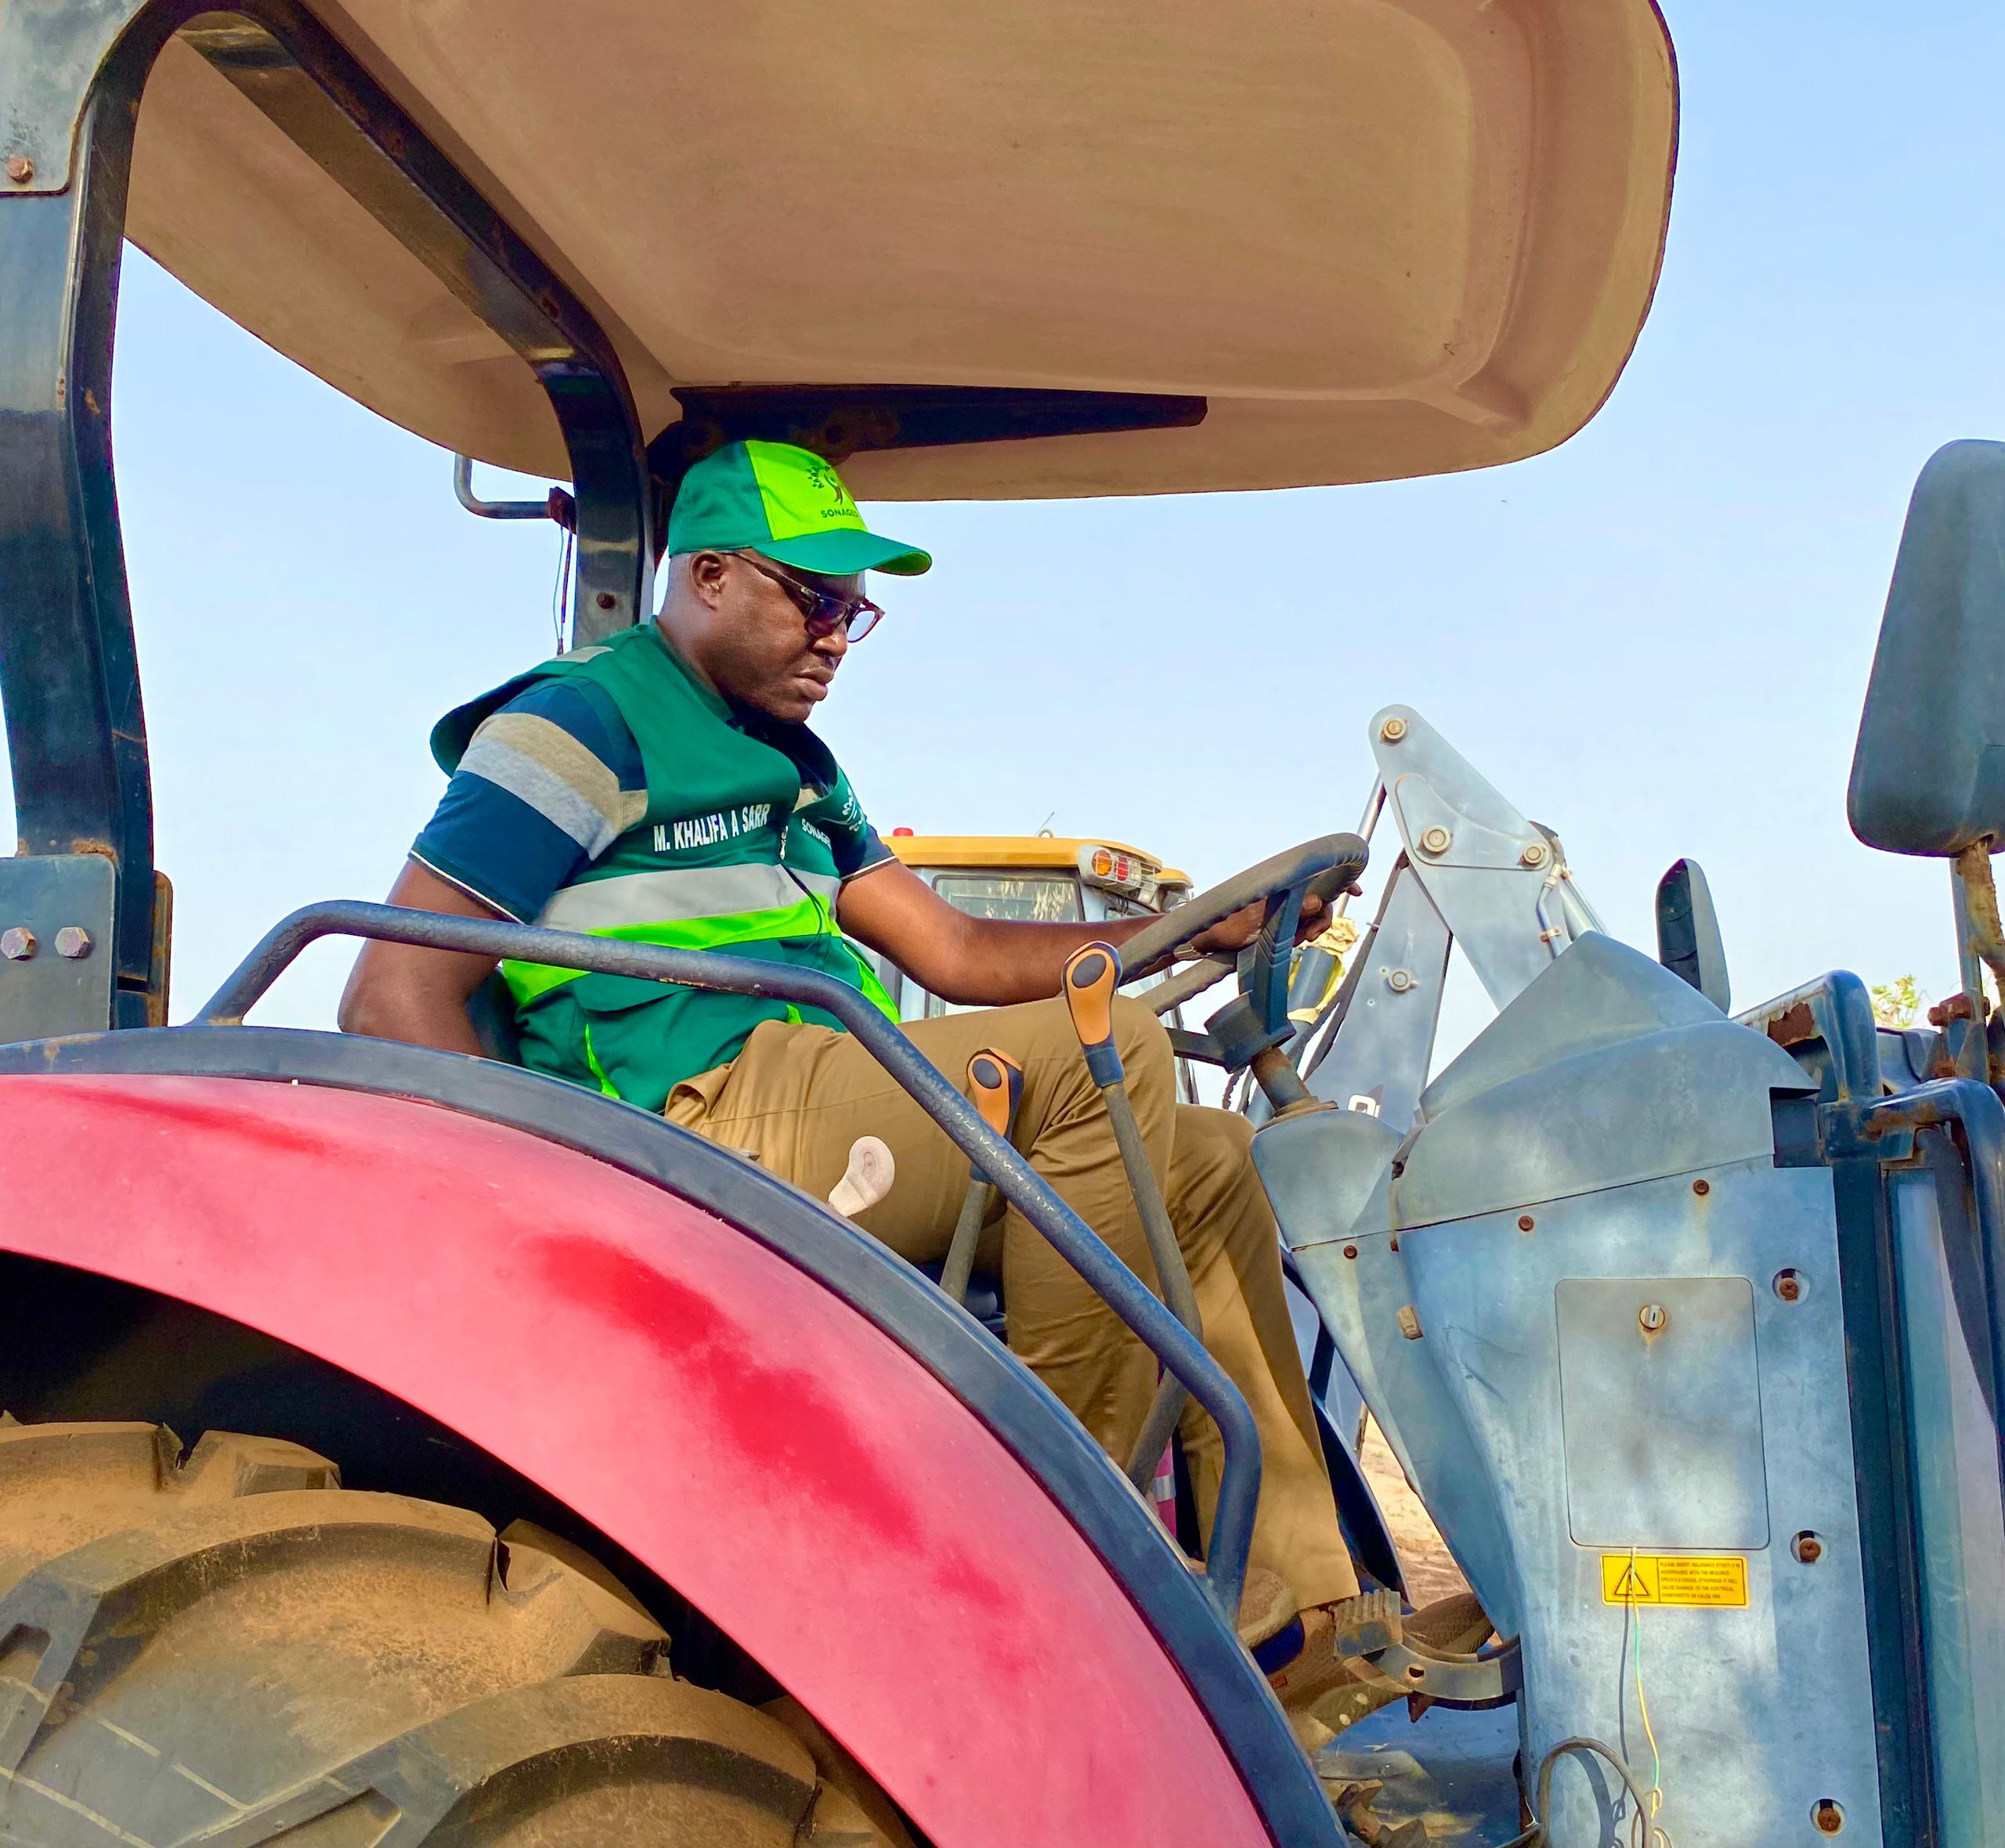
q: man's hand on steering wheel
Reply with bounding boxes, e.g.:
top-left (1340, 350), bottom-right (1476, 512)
top-left (1185, 883), bottom-right (1364, 958)
top-left (1108, 836), bottom-right (1371, 987)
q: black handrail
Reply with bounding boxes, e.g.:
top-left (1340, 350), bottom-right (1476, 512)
top-left (201, 901), bottom-right (1261, 1620)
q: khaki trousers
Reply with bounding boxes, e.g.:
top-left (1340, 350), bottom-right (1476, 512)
top-left (665, 994), bottom-right (1359, 1610)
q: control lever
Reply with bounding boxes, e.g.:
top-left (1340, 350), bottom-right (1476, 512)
top-left (938, 1049), bottom-right (1024, 1305)
top-left (1062, 943), bottom-right (1205, 1492)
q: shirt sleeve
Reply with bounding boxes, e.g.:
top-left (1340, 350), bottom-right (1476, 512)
top-left (410, 677), bottom-right (646, 923)
top-left (837, 821), bottom-right (894, 882)
top-left (806, 765), bottom-right (892, 881)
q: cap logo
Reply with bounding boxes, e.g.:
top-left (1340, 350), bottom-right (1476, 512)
top-left (804, 460), bottom-right (858, 522)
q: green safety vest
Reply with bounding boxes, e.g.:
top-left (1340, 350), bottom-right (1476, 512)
top-left (432, 623), bottom-right (896, 1112)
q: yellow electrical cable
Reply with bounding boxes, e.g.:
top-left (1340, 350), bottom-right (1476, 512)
top-left (1627, 1545), bottom-right (1666, 1847)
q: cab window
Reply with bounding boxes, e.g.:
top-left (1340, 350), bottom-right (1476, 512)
top-left (932, 874), bottom-right (1085, 924)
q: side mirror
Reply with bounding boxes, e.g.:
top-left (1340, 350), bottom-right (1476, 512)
top-left (1655, 858), bottom-right (1729, 1013)
top-left (1849, 440), bottom-right (2005, 857)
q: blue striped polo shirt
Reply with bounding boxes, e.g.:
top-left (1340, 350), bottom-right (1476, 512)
top-left (412, 677), bottom-right (892, 929)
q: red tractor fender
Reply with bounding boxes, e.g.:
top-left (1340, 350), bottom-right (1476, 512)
top-left (0, 1034), bottom-right (1332, 1848)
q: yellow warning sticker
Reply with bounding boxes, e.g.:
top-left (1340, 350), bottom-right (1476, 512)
top-left (1601, 1554), bottom-right (1748, 1608)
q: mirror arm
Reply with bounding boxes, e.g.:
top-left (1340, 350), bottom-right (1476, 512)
top-left (452, 453), bottom-right (555, 521)
top-left (1949, 844), bottom-right (2005, 1086)
top-left (1954, 843), bottom-right (2005, 1005)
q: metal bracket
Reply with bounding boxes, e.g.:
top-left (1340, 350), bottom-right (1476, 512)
top-left (0, 854), bottom-right (116, 1040)
top-left (1371, 704), bottom-right (1604, 1011)
top-left (0, 0), bottom-right (139, 195)
top-left (1281, 706), bottom-right (1605, 1128)
top-left (1300, 858), bottom-right (1453, 1130)
top-left (1363, 1634), bottom-right (1522, 1710)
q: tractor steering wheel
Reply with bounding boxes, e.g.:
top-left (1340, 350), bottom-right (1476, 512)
top-left (1115, 832), bottom-right (1370, 1038)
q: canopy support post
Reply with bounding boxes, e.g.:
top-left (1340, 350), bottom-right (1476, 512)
top-left (0, 0), bottom-right (656, 1040)
top-left (0, 2), bottom-right (165, 1033)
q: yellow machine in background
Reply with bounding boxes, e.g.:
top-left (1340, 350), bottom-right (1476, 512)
top-left (872, 833), bottom-right (1361, 1100)
top-left (869, 833), bottom-right (1197, 1094)
top-left (876, 833), bottom-right (1190, 1016)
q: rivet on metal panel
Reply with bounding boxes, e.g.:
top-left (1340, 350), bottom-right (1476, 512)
top-left (1342, 1243), bottom-right (1358, 1260)
top-left (1418, 826), bottom-right (1451, 856)
top-left (1519, 842), bottom-right (1548, 868)
top-left (1774, 1269), bottom-right (1804, 1302)
top-left (1792, 1531), bottom-right (1823, 1564)
top-left (1692, 1177), bottom-right (1711, 1196)
top-left (1385, 967), bottom-right (1415, 994)
top-left (4, 155), bottom-right (32, 185)
top-left (53, 926), bottom-right (92, 959)
top-left (1518, 1215), bottom-right (1535, 1232)
top-left (1812, 1799), bottom-right (1845, 1835)
top-left (0, 928), bottom-right (37, 961)
top-left (1638, 1303), bottom-right (1668, 1334)
top-left (1396, 1305), bottom-right (1423, 1341)
top-left (1379, 716), bottom-right (1408, 743)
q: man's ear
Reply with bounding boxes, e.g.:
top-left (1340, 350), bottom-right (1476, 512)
top-left (686, 550), bottom-right (732, 608)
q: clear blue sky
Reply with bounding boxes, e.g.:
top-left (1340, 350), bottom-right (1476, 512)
top-left (9, 0), bottom-right (2001, 1047)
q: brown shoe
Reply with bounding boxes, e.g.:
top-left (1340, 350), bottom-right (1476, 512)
top-left (1233, 1565), bottom-right (1299, 1651)
top-left (1402, 1589), bottom-right (1493, 1655)
top-left (1272, 1590), bottom-right (1496, 1741)
top-left (1264, 1590), bottom-right (1406, 1723)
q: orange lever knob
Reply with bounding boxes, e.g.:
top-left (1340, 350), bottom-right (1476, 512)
top-left (1063, 941), bottom-right (1125, 1086)
top-left (967, 1047), bottom-right (1024, 1140)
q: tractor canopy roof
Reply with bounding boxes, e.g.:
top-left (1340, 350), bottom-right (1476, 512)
top-left (129, 0), bottom-right (1676, 498)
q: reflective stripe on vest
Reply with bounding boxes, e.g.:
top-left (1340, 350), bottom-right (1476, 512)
top-left (538, 862), bottom-right (837, 934)
top-left (499, 861), bottom-right (875, 1010)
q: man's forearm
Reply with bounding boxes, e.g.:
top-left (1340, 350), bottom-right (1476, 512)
top-left (926, 912), bottom-right (1164, 1007)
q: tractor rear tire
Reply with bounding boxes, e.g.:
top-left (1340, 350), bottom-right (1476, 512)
top-left (0, 1420), bottom-right (905, 1846)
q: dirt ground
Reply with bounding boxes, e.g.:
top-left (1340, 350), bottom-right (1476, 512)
top-left (1357, 1415), bottom-right (1470, 1608)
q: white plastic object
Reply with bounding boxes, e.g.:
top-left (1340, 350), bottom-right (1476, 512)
top-left (828, 1136), bottom-right (895, 1218)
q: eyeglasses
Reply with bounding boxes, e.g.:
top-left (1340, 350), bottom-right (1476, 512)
top-left (735, 551), bottom-right (883, 644)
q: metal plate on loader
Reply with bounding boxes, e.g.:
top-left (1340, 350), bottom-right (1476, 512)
top-left (0, 855), bottom-right (116, 1042)
top-left (1557, 1275), bottom-right (1770, 1550)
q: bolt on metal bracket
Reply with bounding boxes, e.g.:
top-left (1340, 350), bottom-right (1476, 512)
top-left (0, 854), bottom-right (115, 1038)
top-left (0, 0), bottom-right (147, 197)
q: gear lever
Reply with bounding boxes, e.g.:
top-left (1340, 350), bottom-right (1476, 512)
top-left (1061, 942), bottom-right (1205, 1491)
top-left (938, 1048), bottom-right (1023, 1306)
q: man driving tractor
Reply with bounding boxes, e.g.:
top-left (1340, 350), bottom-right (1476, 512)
top-left (340, 439), bottom-right (1434, 1735)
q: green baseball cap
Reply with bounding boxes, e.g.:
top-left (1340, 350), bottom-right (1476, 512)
top-left (667, 439), bottom-right (931, 577)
